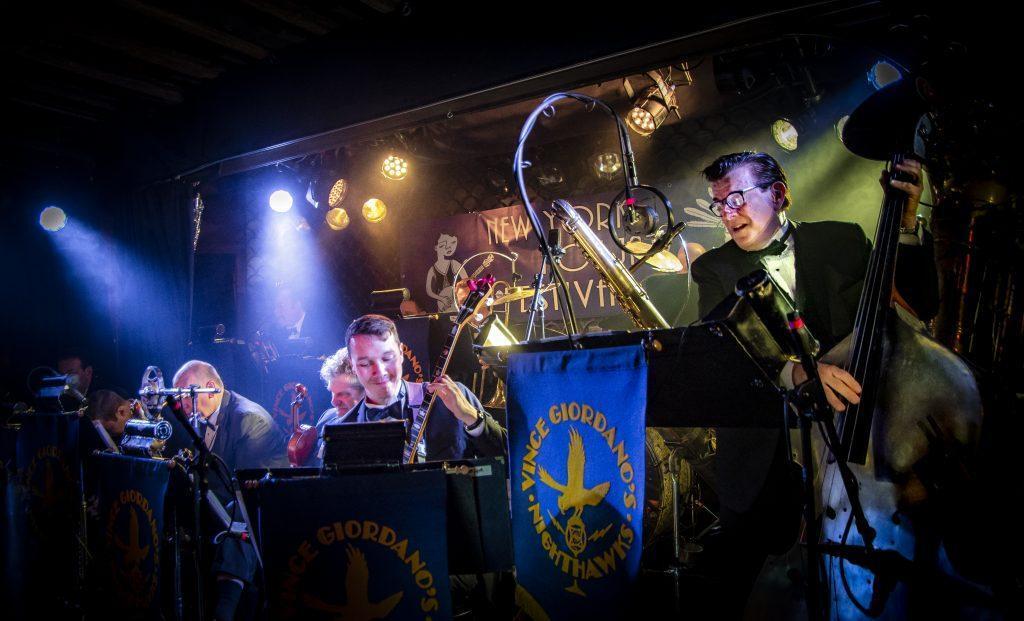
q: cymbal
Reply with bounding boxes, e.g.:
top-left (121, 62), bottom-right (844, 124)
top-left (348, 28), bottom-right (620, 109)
top-left (491, 284), bottom-right (557, 306)
top-left (625, 240), bottom-right (683, 273)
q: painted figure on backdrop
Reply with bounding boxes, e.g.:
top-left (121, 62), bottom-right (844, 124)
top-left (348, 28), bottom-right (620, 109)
top-left (425, 233), bottom-right (463, 314)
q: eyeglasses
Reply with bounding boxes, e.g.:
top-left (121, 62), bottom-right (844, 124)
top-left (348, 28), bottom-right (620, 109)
top-left (708, 182), bottom-right (774, 216)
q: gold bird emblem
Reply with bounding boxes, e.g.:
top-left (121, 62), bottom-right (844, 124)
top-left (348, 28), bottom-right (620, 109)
top-left (114, 506), bottom-right (150, 567)
top-left (301, 545), bottom-right (403, 621)
top-left (538, 427), bottom-right (611, 515)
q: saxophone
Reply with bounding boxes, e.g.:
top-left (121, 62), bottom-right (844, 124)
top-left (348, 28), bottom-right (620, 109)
top-left (550, 199), bottom-right (669, 330)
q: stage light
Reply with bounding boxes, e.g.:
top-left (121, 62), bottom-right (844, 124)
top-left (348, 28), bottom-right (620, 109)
top-left (626, 86), bottom-right (670, 137)
top-left (39, 206), bottom-right (67, 232)
top-left (381, 155), bottom-right (408, 180)
top-left (306, 171), bottom-right (348, 210)
top-left (327, 178), bottom-right (348, 208)
top-left (362, 198), bottom-right (387, 223)
top-left (624, 70), bottom-right (680, 137)
top-left (868, 60), bottom-right (901, 90)
top-left (536, 165), bottom-right (564, 188)
top-left (325, 207), bottom-right (350, 231)
top-left (835, 115), bottom-right (850, 144)
top-left (772, 118), bottom-right (799, 151)
top-left (269, 189), bottom-right (294, 213)
top-left (593, 153), bottom-right (622, 178)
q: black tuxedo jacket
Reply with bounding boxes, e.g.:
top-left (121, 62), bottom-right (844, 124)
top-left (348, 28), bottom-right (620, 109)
top-left (691, 220), bottom-right (937, 514)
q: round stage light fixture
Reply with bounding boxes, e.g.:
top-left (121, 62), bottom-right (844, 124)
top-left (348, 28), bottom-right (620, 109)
top-left (626, 85), bottom-right (674, 137)
top-left (771, 118), bottom-right (799, 151)
top-left (868, 60), bottom-right (901, 90)
top-left (381, 155), bottom-right (408, 180)
top-left (327, 178), bottom-right (348, 208)
top-left (269, 190), bottom-right (294, 213)
top-left (362, 198), bottom-right (387, 223)
top-left (325, 207), bottom-right (350, 231)
top-left (39, 206), bottom-right (67, 232)
top-left (593, 153), bottom-right (622, 178)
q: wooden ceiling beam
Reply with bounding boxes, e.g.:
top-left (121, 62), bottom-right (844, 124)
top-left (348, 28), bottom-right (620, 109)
top-left (23, 81), bottom-right (121, 112)
top-left (237, 0), bottom-right (336, 36)
top-left (358, 0), bottom-right (401, 14)
top-left (20, 48), bottom-right (184, 103)
top-left (8, 96), bottom-right (103, 123)
top-left (114, 0), bottom-right (269, 60)
top-left (79, 33), bottom-right (225, 80)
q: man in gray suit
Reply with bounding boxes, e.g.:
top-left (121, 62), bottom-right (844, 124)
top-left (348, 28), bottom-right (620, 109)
top-left (172, 360), bottom-right (288, 621)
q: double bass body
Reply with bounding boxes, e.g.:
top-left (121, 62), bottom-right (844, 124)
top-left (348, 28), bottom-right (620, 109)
top-left (817, 311), bottom-right (984, 619)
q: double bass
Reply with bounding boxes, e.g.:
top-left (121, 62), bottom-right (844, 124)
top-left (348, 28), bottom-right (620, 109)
top-left (812, 78), bottom-right (987, 619)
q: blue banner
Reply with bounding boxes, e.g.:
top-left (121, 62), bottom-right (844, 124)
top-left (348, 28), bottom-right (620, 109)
top-left (91, 453), bottom-right (171, 615)
top-left (9, 413), bottom-right (83, 617)
top-left (259, 469), bottom-right (452, 620)
top-left (507, 345), bottom-right (647, 620)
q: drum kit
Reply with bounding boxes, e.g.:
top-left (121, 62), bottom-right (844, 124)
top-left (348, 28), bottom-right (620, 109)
top-left (643, 427), bottom-right (718, 554)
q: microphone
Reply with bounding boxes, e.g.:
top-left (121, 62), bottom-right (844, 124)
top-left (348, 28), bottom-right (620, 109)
top-left (139, 366), bottom-right (165, 414)
top-left (547, 227), bottom-right (566, 262)
top-left (547, 227), bottom-right (561, 249)
top-left (65, 375), bottom-right (87, 405)
top-left (139, 386), bottom-right (221, 397)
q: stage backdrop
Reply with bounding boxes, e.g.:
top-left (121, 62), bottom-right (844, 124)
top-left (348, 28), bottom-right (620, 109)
top-left (506, 344), bottom-right (647, 620)
top-left (399, 199), bottom-right (708, 328)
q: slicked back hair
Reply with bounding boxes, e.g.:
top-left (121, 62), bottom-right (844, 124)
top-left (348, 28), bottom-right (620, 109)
top-left (702, 151), bottom-right (792, 211)
top-left (345, 314), bottom-right (399, 349)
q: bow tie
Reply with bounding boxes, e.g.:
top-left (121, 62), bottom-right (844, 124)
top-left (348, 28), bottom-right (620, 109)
top-left (365, 401), bottom-right (405, 422)
top-left (746, 226), bottom-right (792, 260)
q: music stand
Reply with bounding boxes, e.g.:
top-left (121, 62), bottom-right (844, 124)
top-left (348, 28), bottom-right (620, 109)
top-left (321, 420), bottom-right (407, 470)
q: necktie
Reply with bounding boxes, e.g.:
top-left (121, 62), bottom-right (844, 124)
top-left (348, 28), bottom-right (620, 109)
top-left (196, 417), bottom-right (217, 449)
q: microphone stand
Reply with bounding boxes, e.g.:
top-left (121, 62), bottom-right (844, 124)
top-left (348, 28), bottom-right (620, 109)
top-left (163, 391), bottom-right (210, 621)
top-left (162, 385), bottom-right (262, 621)
top-left (525, 235), bottom-right (565, 341)
top-left (785, 311), bottom-right (876, 621)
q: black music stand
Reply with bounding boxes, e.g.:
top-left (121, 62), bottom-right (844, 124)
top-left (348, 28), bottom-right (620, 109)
top-left (320, 420), bottom-right (406, 470)
top-left (236, 457), bottom-right (514, 575)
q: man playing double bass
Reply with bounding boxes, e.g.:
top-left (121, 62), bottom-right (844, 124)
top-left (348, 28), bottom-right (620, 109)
top-left (690, 151), bottom-right (937, 617)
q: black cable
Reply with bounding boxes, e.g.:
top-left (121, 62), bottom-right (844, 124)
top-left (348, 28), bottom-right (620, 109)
top-left (514, 94), bottom-right (585, 337)
top-left (838, 511), bottom-right (875, 615)
top-left (514, 92), bottom-right (646, 337)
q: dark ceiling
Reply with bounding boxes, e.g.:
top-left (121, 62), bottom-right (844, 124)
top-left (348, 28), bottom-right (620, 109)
top-left (5, 1), bottom-right (909, 187)
top-left (2, 0), bottom-right (405, 176)
top-left (2, 1), bottom-right (1014, 190)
